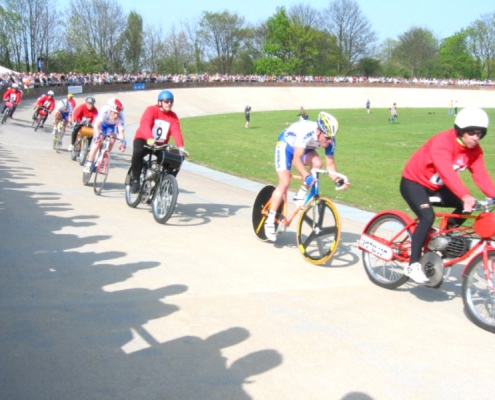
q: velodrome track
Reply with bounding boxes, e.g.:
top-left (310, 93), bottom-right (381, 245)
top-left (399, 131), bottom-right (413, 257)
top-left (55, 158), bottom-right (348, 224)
top-left (1, 86), bottom-right (494, 399)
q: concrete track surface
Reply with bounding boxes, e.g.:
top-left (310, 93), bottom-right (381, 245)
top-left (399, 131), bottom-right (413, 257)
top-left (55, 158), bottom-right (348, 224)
top-left (1, 87), bottom-right (494, 400)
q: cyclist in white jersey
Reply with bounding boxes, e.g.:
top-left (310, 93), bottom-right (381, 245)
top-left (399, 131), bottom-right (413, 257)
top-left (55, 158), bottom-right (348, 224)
top-left (83, 97), bottom-right (126, 173)
top-left (264, 111), bottom-right (349, 241)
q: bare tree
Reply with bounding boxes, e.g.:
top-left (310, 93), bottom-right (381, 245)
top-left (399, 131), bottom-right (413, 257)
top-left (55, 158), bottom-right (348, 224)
top-left (395, 27), bottom-right (438, 77)
top-left (199, 10), bottom-right (247, 74)
top-left (142, 24), bottom-right (166, 73)
top-left (182, 18), bottom-right (206, 74)
top-left (65, 0), bottom-right (127, 72)
top-left (466, 12), bottom-right (495, 79)
top-left (287, 3), bottom-right (321, 28)
top-left (323, 0), bottom-right (377, 75)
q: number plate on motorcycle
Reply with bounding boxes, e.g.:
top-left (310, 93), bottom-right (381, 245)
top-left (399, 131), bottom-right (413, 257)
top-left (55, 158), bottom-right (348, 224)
top-left (358, 233), bottom-right (393, 261)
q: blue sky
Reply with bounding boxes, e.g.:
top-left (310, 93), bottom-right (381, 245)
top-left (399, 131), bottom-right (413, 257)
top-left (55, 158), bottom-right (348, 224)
top-left (62, 0), bottom-right (494, 43)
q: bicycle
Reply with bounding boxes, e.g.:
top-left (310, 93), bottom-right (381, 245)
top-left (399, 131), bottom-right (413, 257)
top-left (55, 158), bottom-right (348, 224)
top-left (32, 107), bottom-right (49, 132)
top-left (70, 122), bottom-right (94, 165)
top-left (252, 168), bottom-right (349, 265)
top-left (358, 197), bottom-right (495, 333)
top-left (1, 100), bottom-right (15, 124)
top-left (52, 119), bottom-right (65, 152)
top-left (125, 144), bottom-right (187, 224)
top-left (82, 132), bottom-right (126, 195)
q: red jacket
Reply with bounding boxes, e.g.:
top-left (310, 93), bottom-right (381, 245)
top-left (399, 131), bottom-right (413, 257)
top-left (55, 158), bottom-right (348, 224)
top-left (72, 103), bottom-right (98, 124)
top-left (134, 105), bottom-right (184, 147)
top-left (403, 128), bottom-right (495, 198)
top-left (3, 88), bottom-right (22, 105)
top-left (36, 95), bottom-right (55, 112)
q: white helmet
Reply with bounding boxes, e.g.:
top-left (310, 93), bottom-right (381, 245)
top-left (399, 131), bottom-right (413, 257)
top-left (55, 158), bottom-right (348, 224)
top-left (455, 107), bottom-right (489, 139)
top-left (47, 90), bottom-right (54, 97)
top-left (317, 111), bottom-right (339, 137)
top-left (12, 83), bottom-right (18, 89)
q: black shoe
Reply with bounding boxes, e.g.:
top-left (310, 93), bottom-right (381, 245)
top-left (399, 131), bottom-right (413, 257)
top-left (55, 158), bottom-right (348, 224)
top-left (130, 179), bottom-right (139, 194)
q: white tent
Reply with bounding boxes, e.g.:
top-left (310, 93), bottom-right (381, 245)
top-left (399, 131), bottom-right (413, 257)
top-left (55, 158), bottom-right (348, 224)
top-left (0, 65), bottom-right (20, 74)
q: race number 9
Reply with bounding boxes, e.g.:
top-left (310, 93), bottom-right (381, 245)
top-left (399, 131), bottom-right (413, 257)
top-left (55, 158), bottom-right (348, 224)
top-left (156, 127), bottom-right (162, 140)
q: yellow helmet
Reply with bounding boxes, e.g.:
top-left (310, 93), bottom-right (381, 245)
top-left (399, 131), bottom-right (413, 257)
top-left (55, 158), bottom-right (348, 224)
top-left (68, 93), bottom-right (74, 98)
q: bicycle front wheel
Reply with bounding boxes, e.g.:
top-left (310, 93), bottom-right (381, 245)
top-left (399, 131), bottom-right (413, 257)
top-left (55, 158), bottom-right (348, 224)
top-left (1, 109), bottom-right (8, 124)
top-left (34, 117), bottom-right (42, 131)
top-left (152, 174), bottom-right (178, 224)
top-left (94, 152), bottom-right (110, 195)
top-left (79, 137), bottom-right (89, 166)
top-left (296, 197), bottom-right (341, 265)
top-left (362, 213), bottom-right (410, 289)
top-left (462, 251), bottom-right (495, 333)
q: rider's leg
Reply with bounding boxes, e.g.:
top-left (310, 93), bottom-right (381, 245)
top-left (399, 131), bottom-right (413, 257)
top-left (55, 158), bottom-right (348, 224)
top-left (294, 150), bottom-right (322, 201)
top-left (70, 124), bottom-right (81, 146)
top-left (83, 134), bottom-right (101, 172)
top-left (437, 186), bottom-right (466, 227)
top-left (131, 139), bottom-right (146, 180)
top-left (266, 170), bottom-right (291, 223)
top-left (400, 178), bottom-right (431, 283)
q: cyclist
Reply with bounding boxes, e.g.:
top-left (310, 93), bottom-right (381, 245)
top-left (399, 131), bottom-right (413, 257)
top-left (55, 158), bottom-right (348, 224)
top-left (2, 83), bottom-right (23, 118)
top-left (264, 111), bottom-right (349, 242)
top-left (52, 98), bottom-right (74, 145)
top-left (68, 96), bottom-right (98, 151)
top-left (400, 107), bottom-right (495, 283)
top-left (129, 90), bottom-right (187, 193)
top-left (83, 97), bottom-right (126, 174)
top-left (33, 90), bottom-right (56, 128)
top-left (67, 93), bottom-right (76, 127)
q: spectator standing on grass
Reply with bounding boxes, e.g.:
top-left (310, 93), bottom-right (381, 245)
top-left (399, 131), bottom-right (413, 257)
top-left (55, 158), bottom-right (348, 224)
top-left (389, 103), bottom-right (398, 123)
top-left (245, 105), bottom-right (251, 129)
top-left (366, 99), bottom-right (371, 114)
top-left (454, 100), bottom-right (459, 115)
top-left (298, 106), bottom-right (309, 121)
top-left (448, 100), bottom-right (453, 115)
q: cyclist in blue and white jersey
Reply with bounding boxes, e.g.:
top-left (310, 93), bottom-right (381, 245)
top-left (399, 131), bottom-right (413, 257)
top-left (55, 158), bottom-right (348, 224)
top-left (264, 111), bottom-right (349, 241)
top-left (83, 97), bottom-right (126, 174)
top-left (52, 98), bottom-right (74, 143)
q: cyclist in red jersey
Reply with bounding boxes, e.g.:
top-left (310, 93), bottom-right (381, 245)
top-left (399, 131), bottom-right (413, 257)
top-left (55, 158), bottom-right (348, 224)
top-left (400, 107), bottom-right (495, 283)
top-left (33, 90), bottom-right (56, 127)
top-left (2, 83), bottom-right (22, 118)
top-left (129, 90), bottom-right (187, 193)
top-left (68, 97), bottom-right (98, 151)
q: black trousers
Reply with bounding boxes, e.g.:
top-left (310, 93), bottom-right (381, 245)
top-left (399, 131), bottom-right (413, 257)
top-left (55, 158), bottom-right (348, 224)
top-left (399, 177), bottom-right (464, 263)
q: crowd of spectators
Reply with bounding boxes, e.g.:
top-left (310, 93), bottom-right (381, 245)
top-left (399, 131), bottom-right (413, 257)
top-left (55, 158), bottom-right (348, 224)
top-left (1, 70), bottom-right (495, 91)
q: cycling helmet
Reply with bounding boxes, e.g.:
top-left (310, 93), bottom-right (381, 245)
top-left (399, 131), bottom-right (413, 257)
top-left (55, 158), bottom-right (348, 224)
top-left (85, 96), bottom-right (96, 105)
top-left (454, 107), bottom-right (489, 139)
top-left (47, 90), bottom-right (54, 97)
top-left (107, 97), bottom-right (123, 113)
top-left (12, 83), bottom-right (18, 89)
top-left (158, 90), bottom-right (174, 102)
top-left (317, 111), bottom-right (339, 138)
top-left (68, 93), bottom-right (74, 98)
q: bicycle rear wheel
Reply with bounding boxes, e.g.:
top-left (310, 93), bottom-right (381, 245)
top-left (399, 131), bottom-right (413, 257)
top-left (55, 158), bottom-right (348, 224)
top-left (125, 168), bottom-right (142, 207)
top-left (152, 174), bottom-right (178, 224)
top-left (296, 196), bottom-right (341, 265)
top-left (462, 251), bottom-right (495, 333)
top-left (79, 137), bottom-right (89, 165)
top-left (252, 185), bottom-right (284, 242)
top-left (94, 152), bottom-right (110, 195)
top-left (362, 213), bottom-right (410, 289)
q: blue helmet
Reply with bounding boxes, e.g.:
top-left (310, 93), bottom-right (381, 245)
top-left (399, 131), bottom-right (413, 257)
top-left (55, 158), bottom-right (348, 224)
top-left (158, 90), bottom-right (174, 102)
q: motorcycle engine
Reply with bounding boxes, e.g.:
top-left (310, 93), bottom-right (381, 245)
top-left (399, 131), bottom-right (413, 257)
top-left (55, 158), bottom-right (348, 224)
top-left (427, 234), bottom-right (471, 258)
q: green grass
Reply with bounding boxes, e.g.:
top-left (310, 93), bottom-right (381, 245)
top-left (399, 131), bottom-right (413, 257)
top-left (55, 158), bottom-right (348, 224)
top-left (180, 108), bottom-right (495, 216)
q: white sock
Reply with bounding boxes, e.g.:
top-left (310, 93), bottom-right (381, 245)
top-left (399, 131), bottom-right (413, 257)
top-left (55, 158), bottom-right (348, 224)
top-left (296, 186), bottom-right (307, 199)
top-left (266, 209), bottom-right (276, 223)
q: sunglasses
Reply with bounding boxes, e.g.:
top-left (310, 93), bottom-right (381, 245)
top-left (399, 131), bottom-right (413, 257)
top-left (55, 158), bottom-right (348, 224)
top-left (161, 100), bottom-right (173, 104)
top-left (465, 130), bottom-right (483, 137)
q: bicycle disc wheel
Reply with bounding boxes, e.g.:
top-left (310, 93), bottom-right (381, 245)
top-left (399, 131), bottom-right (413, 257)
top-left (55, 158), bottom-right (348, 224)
top-left (152, 174), bottom-right (178, 224)
top-left (296, 197), bottom-right (341, 265)
top-left (79, 138), bottom-right (89, 166)
top-left (94, 152), bottom-right (110, 195)
top-left (125, 168), bottom-right (142, 208)
top-left (362, 213), bottom-right (410, 289)
top-left (252, 185), bottom-right (281, 241)
top-left (462, 250), bottom-right (495, 333)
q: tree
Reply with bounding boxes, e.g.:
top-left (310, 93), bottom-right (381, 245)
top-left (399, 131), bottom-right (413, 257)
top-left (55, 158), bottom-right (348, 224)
top-left (65, 0), bottom-right (127, 72)
top-left (394, 27), bottom-right (438, 77)
top-left (466, 12), bottom-right (495, 79)
top-left (434, 31), bottom-right (479, 78)
top-left (323, 0), bottom-right (377, 75)
top-left (199, 10), bottom-right (247, 74)
top-left (123, 11), bottom-right (144, 74)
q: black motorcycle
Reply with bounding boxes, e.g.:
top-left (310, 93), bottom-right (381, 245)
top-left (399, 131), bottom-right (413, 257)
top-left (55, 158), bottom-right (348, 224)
top-left (125, 144), bottom-right (186, 224)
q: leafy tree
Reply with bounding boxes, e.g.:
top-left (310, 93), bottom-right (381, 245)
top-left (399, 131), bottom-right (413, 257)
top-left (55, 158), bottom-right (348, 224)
top-left (356, 57), bottom-right (381, 77)
top-left (466, 13), bottom-right (495, 79)
top-left (394, 27), bottom-right (438, 77)
top-left (123, 11), bottom-right (144, 74)
top-left (323, 0), bottom-right (377, 75)
top-left (433, 31), bottom-right (479, 78)
top-left (199, 10), bottom-right (247, 74)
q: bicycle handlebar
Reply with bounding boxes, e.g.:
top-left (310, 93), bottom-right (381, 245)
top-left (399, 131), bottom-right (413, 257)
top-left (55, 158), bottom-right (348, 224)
top-left (310, 168), bottom-right (350, 191)
top-left (473, 197), bottom-right (495, 211)
top-left (145, 143), bottom-right (189, 157)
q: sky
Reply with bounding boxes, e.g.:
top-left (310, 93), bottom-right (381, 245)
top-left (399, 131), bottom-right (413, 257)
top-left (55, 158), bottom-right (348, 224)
top-left (85, 0), bottom-right (495, 43)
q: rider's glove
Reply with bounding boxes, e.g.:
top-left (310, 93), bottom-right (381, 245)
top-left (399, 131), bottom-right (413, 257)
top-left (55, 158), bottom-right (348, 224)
top-left (304, 175), bottom-right (315, 186)
top-left (146, 138), bottom-right (155, 147)
top-left (335, 178), bottom-right (345, 188)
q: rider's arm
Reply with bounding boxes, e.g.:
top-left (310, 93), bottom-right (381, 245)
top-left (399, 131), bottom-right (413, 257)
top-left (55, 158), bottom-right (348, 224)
top-left (325, 154), bottom-right (349, 189)
top-left (293, 147), bottom-right (309, 179)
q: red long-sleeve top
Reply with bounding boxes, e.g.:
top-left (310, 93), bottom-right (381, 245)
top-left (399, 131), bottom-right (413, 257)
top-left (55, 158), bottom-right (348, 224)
top-left (35, 95), bottom-right (55, 112)
top-left (72, 103), bottom-right (98, 124)
top-left (134, 105), bottom-right (184, 147)
top-left (402, 128), bottom-right (495, 199)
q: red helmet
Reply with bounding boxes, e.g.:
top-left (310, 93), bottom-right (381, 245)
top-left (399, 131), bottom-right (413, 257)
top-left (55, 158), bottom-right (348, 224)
top-left (107, 97), bottom-right (123, 113)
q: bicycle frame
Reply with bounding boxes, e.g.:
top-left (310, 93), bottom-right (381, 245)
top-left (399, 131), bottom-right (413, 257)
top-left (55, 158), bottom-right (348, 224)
top-left (360, 207), bottom-right (495, 276)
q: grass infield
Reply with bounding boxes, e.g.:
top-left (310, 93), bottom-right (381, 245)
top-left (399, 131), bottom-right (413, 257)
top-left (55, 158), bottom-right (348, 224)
top-left (181, 107), bottom-right (495, 215)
